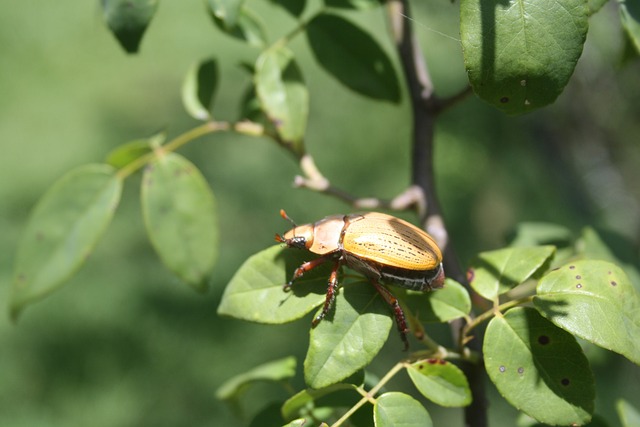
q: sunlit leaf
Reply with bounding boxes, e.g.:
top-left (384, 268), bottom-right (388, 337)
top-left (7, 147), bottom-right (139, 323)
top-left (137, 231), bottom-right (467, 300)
top-left (207, 0), bottom-right (244, 28)
top-left (508, 222), bottom-right (573, 248)
top-left (10, 164), bottom-right (122, 319)
top-left (374, 392), bottom-right (433, 427)
top-left (217, 245), bottom-right (328, 323)
top-left (141, 152), bottom-right (218, 292)
top-left (577, 227), bottom-right (640, 290)
top-left (255, 46), bottom-right (308, 150)
top-left (282, 381), bottom-right (361, 421)
top-left (304, 282), bottom-right (392, 389)
top-left (460, 0), bottom-right (589, 114)
top-left (306, 13), bottom-right (400, 102)
top-left (106, 132), bottom-right (164, 169)
top-left (216, 356), bottom-right (296, 400)
top-left (407, 360), bottom-right (472, 407)
top-left (417, 278), bottom-right (471, 322)
top-left (209, 4), bottom-right (267, 47)
top-left (268, 0), bottom-right (306, 16)
top-left (484, 307), bottom-right (594, 425)
top-left (281, 419), bottom-right (307, 427)
top-left (325, 0), bottom-right (381, 9)
top-left (617, 399), bottom-right (640, 427)
top-left (101, 0), bottom-right (158, 53)
top-left (534, 260), bottom-right (640, 365)
top-left (620, 0), bottom-right (640, 54)
top-left (182, 58), bottom-right (219, 121)
top-left (469, 246), bottom-right (555, 300)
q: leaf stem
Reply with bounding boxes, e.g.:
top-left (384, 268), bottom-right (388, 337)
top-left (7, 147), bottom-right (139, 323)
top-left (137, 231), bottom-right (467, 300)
top-left (331, 362), bottom-right (406, 427)
top-left (462, 296), bottom-right (535, 342)
top-left (116, 121), bottom-right (226, 179)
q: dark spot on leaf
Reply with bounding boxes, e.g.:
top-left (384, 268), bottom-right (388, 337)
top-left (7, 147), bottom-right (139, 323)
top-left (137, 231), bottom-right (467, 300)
top-left (500, 96), bottom-right (509, 103)
top-left (538, 335), bottom-right (550, 345)
top-left (575, 275), bottom-right (581, 280)
top-left (611, 281), bottom-right (617, 286)
top-left (418, 365), bottom-right (424, 370)
top-left (499, 365), bottom-right (506, 373)
top-left (438, 359), bottom-right (446, 365)
top-left (466, 268), bottom-right (475, 283)
top-left (569, 265), bottom-right (575, 269)
top-left (576, 284), bottom-right (582, 288)
top-left (561, 378), bottom-right (570, 386)
top-left (517, 367), bottom-right (524, 374)
top-left (427, 358), bottom-right (437, 364)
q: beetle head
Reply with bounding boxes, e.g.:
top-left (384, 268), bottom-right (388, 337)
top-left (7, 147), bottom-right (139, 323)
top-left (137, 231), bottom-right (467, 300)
top-left (275, 209), bottom-right (314, 250)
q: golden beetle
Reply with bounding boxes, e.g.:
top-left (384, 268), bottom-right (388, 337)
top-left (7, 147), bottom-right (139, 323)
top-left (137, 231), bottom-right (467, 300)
top-left (275, 210), bottom-right (445, 349)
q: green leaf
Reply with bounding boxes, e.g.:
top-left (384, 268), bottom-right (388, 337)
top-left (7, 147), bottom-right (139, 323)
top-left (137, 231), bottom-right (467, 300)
top-left (484, 307), bottom-right (594, 425)
top-left (306, 13), bottom-right (400, 102)
top-left (282, 419), bottom-right (307, 427)
top-left (141, 152), bottom-right (218, 292)
top-left (216, 356), bottom-right (296, 400)
top-left (469, 246), bottom-right (555, 300)
top-left (534, 260), bottom-right (640, 365)
top-left (325, 0), bottom-right (381, 9)
top-left (282, 383), bottom-right (361, 421)
top-left (620, 0), bottom-right (640, 54)
top-left (617, 399), bottom-right (640, 427)
top-left (374, 392), bottom-right (433, 427)
top-left (10, 165), bottom-right (122, 319)
top-left (460, 0), bottom-right (589, 114)
top-left (304, 282), bottom-right (393, 389)
top-left (406, 360), bottom-right (472, 407)
top-left (101, 0), bottom-right (158, 53)
top-left (207, 0), bottom-right (245, 28)
top-left (588, 0), bottom-right (609, 15)
top-left (182, 58), bottom-right (219, 121)
top-left (248, 402), bottom-right (287, 427)
top-left (106, 132), bottom-right (164, 169)
top-left (577, 227), bottom-right (640, 290)
top-left (255, 46), bottom-right (308, 149)
top-left (508, 222), bottom-right (573, 248)
top-left (218, 245), bottom-right (329, 323)
top-left (419, 278), bottom-right (471, 322)
top-left (210, 6), bottom-right (268, 48)
top-left (268, 0), bottom-right (306, 16)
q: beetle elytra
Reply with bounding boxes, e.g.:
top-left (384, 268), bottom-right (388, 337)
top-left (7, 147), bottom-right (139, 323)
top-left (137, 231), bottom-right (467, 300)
top-left (275, 210), bottom-right (445, 350)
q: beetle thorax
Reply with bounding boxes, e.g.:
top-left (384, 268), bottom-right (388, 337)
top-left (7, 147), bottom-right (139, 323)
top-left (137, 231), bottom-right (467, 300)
top-left (309, 216), bottom-right (345, 254)
top-left (282, 215), bottom-right (344, 255)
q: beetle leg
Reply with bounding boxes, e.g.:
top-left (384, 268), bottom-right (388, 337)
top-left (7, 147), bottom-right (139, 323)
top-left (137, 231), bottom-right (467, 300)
top-left (312, 260), bottom-right (341, 327)
top-left (370, 280), bottom-right (410, 351)
top-left (284, 254), bottom-right (332, 291)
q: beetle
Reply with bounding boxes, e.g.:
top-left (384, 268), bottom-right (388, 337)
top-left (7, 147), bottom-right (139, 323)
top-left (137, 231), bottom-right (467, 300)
top-left (275, 210), bottom-right (445, 349)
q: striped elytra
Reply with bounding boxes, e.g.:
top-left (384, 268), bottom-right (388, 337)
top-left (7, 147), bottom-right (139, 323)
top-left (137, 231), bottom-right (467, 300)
top-left (341, 212), bottom-right (441, 271)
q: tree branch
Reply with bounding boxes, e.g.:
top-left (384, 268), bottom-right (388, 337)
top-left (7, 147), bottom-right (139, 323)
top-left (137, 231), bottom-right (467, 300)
top-left (385, 2), bottom-right (487, 426)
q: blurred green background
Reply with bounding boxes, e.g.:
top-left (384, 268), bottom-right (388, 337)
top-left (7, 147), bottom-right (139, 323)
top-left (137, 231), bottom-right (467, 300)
top-left (1, 1), bottom-right (639, 426)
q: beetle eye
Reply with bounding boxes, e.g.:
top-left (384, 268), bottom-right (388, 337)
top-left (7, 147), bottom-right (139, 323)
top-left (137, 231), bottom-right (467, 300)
top-left (289, 236), bottom-right (308, 249)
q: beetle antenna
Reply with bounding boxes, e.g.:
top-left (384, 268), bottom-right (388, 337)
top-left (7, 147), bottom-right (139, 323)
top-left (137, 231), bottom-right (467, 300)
top-left (279, 209), bottom-right (297, 227)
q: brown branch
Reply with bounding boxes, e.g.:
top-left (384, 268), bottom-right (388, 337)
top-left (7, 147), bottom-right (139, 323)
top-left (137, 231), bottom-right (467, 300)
top-left (385, 1), bottom-right (487, 426)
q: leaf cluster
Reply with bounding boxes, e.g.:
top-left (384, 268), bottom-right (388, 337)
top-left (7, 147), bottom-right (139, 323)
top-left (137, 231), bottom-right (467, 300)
top-left (217, 226), bottom-right (640, 426)
top-left (7, 0), bottom-right (640, 426)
